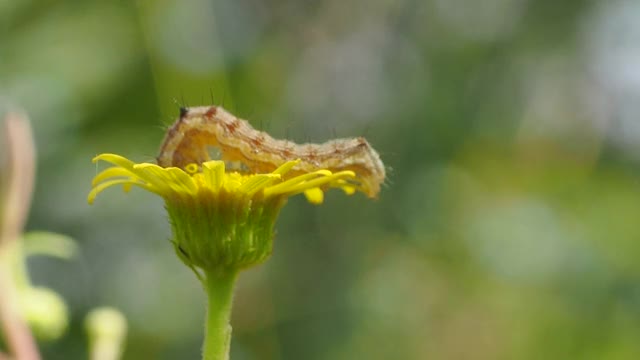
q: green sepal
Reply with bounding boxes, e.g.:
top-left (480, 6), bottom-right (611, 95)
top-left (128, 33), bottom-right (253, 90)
top-left (165, 188), bottom-right (287, 276)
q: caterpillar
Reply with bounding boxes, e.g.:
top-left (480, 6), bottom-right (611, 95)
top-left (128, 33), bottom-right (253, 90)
top-left (157, 106), bottom-right (386, 198)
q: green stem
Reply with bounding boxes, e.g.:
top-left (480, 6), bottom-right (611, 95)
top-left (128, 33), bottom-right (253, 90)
top-left (202, 269), bottom-right (238, 360)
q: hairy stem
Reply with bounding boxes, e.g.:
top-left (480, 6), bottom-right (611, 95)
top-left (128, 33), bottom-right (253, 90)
top-left (202, 269), bottom-right (238, 360)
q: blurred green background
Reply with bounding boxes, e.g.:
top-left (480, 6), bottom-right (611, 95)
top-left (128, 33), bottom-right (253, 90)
top-left (3, 0), bottom-right (640, 359)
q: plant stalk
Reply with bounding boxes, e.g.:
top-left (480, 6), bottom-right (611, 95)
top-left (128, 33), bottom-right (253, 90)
top-left (202, 269), bottom-right (238, 360)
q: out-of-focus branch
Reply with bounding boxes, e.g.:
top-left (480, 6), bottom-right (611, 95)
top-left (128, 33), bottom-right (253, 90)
top-left (0, 111), bottom-right (41, 360)
top-left (1, 111), bottom-right (35, 245)
top-left (85, 307), bottom-right (128, 360)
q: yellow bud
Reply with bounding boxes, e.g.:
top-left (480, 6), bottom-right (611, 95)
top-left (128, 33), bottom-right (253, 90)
top-left (85, 307), bottom-right (127, 360)
top-left (20, 287), bottom-right (68, 341)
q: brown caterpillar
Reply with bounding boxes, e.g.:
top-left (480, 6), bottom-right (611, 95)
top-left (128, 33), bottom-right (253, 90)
top-left (156, 106), bottom-right (386, 198)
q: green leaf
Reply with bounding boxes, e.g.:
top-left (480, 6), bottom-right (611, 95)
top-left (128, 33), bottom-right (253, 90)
top-left (22, 231), bottom-right (77, 260)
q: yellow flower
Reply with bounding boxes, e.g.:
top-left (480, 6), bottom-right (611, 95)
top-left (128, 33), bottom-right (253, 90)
top-left (89, 151), bottom-right (364, 359)
top-left (88, 153), bottom-right (356, 273)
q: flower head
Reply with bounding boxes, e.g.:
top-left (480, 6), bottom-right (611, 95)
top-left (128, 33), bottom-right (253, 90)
top-left (89, 154), bottom-right (356, 274)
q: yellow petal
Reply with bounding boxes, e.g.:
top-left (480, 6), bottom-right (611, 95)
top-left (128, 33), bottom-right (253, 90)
top-left (238, 174), bottom-right (281, 196)
top-left (131, 163), bottom-right (176, 194)
top-left (264, 171), bottom-right (334, 197)
top-left (275, 171), bottom-right (356, 196)
top-left (272, 160), bottom-right (301, 175)
top-left (329, 173), bottom-right (359, 195)
top-left (92, 154), bottom-right (136, 170)
top-left (202, 161), bottom-right (225, 191)
top-left (134, 163), bottom-right (197, 195)
top-left (92, 167), bottom-right (135, 187)
top-left (166, 167), bottom-right (197, 194)
top-left (88, 179), bottom-right (154, 204)
top-left (303, 188), bottom-right (324, 204)
top-left (337, 184), bottom-right (356, 195)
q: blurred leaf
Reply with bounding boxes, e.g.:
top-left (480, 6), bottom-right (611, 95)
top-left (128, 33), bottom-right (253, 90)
top-left (22, 231), bottom-right (77, 260)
